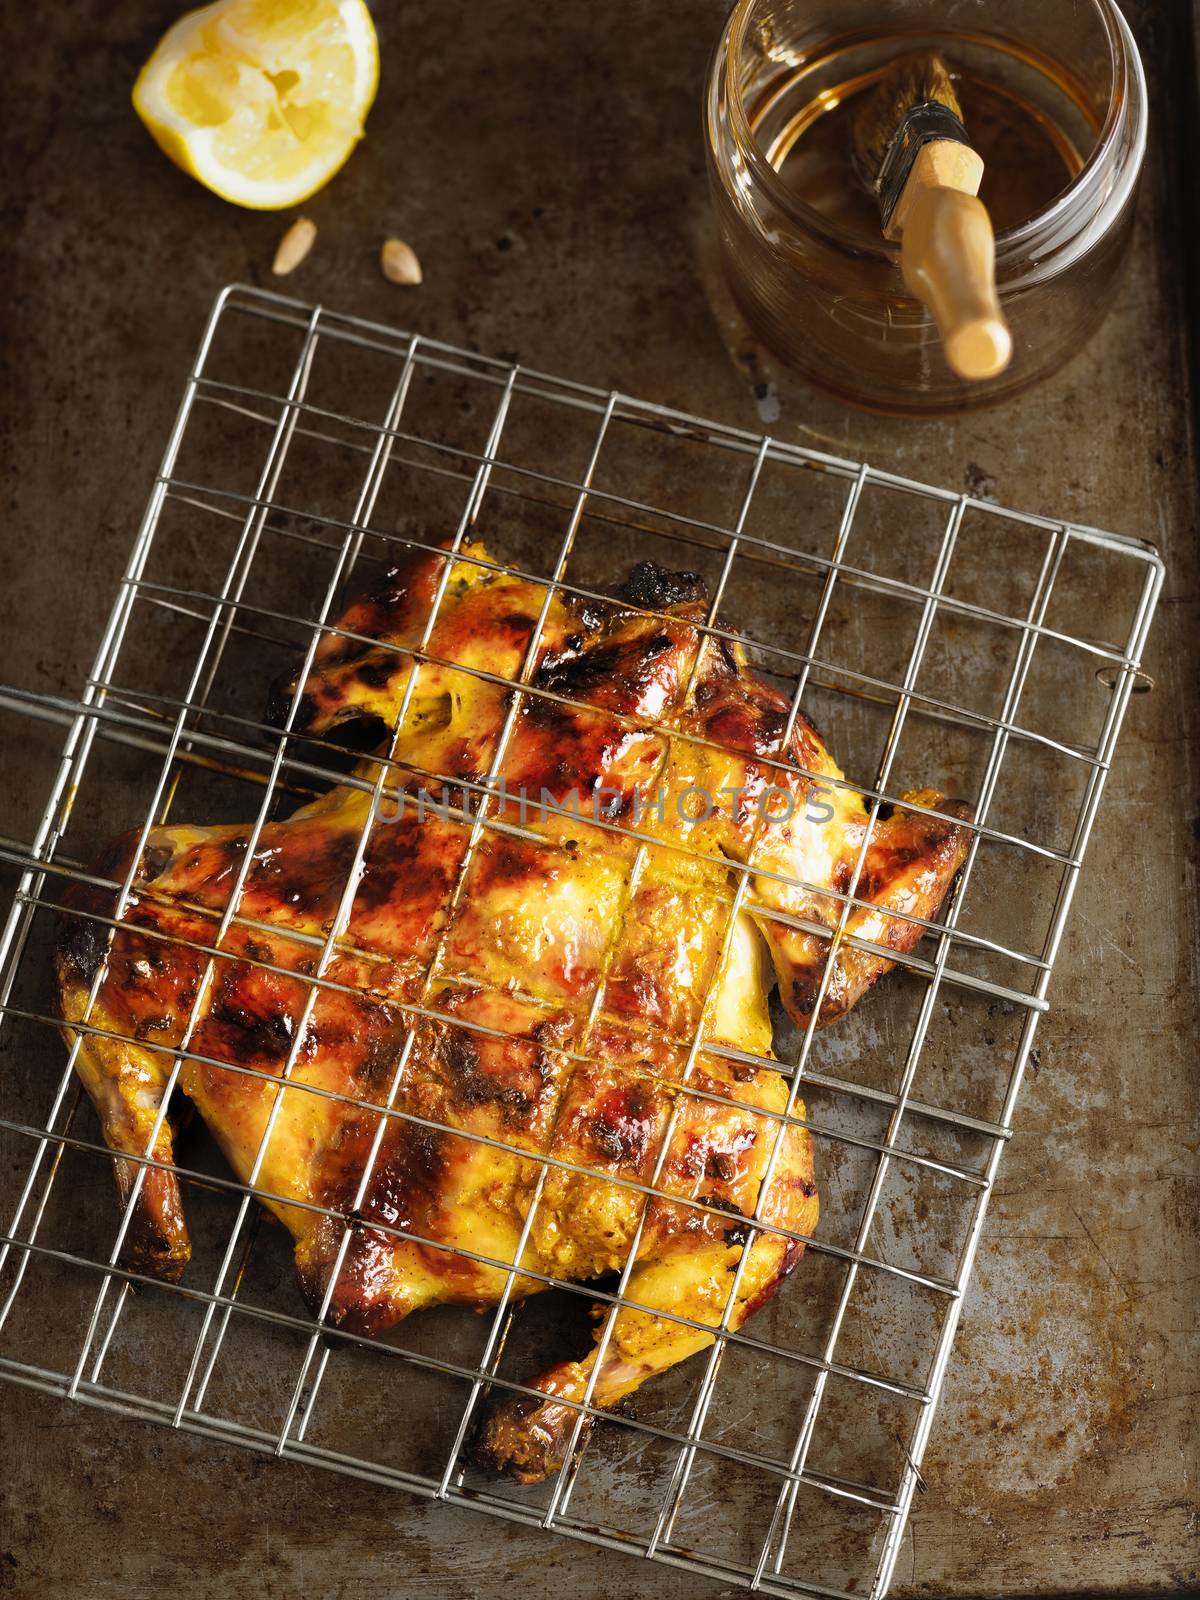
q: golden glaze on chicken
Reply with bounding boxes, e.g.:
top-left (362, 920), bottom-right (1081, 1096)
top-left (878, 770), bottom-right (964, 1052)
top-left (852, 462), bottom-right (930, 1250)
top-left (56, 540), bottom-right (970, 1479)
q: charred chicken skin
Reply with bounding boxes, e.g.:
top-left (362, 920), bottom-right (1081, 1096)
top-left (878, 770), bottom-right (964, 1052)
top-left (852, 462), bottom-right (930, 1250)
top-left (57, 540), bottom-right (971, 1479)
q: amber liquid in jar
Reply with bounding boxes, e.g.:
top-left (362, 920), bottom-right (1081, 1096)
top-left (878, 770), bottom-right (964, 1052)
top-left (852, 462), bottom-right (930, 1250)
top-left (768, 66), bottom-right (1083, 241)
top-left (705, 3), bottom-right (1147, 414)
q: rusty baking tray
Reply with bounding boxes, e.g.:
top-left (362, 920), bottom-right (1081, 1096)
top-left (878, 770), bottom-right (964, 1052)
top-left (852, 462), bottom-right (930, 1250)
top-left (0, 285), bottom-right (1164, 1599)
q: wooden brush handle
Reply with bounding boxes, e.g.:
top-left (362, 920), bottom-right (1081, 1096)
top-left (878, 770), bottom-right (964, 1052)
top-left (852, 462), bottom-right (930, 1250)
top-left (887, 142), bottom-right (1012, 382)
top-left (900, 186), bottom-right (1012, 380)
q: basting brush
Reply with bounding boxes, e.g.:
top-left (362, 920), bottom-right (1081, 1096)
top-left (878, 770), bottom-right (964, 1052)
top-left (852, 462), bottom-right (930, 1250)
top-left (854, 52), bottom-right (1013, 382)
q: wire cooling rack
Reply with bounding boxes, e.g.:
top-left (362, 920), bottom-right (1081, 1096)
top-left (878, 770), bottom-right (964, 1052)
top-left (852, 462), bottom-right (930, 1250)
top-left (0, 285), bottom-right (1163, 1599)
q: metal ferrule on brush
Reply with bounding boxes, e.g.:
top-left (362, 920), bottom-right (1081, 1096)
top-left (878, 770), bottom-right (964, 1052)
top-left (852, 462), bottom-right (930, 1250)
top-left (874, 100), bottom-right (971, 230)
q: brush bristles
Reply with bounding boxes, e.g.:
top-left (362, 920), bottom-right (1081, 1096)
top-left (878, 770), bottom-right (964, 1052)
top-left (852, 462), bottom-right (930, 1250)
top-left (853, 52), bottom-right (964, 186)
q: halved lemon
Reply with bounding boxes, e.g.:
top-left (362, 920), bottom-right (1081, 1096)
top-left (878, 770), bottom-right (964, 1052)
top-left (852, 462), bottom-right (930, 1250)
top-left (133, 0), bottom-right (379, 210)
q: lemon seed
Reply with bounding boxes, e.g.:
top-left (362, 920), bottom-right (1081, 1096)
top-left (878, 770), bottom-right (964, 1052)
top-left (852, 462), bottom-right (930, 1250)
top-left (381, 238), bottom-right (422, 285)
top-left (272, 217), bottom-right (317, 276)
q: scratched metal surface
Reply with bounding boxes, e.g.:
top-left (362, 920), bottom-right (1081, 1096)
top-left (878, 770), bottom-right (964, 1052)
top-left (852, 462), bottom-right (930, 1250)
top-left (0, 1), bottom-right (1196, 1596)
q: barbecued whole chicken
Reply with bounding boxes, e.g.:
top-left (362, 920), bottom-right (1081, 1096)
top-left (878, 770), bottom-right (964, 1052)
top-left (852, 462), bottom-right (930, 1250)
top-left (57, 539), bottom-right (971, 1480)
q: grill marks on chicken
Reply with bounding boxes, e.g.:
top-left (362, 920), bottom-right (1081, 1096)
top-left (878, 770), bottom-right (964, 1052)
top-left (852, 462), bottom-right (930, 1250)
top-left (56, 538), bottom-right (970, 1480)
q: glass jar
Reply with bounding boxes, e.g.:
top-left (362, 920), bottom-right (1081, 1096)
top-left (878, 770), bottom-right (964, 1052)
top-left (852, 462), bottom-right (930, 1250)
top-left (704, 0), bottom-right (1148, 415)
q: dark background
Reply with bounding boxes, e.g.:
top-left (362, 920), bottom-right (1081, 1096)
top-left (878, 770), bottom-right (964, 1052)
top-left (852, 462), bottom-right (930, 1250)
top-left (1, 2), bottom-right (1197, 1596)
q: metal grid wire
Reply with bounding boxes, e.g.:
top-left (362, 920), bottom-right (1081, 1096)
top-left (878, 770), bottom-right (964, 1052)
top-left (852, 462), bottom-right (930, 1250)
top-left (0, 284), bottom-right (1163, 1599)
